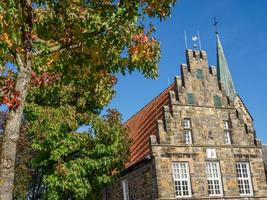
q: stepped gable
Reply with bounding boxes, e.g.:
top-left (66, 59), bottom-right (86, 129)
top-left (124, 83), bottom-right (176, 167)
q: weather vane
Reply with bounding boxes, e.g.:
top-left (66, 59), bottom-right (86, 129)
top-left (213, 17), bottom-right (219, 34)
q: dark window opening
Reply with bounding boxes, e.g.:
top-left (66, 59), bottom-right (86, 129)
top-left (187, 93), bottom-right (194, 105)
top-left (196, 69), bottom-right (204, 80)
top-left (213, 95), bottom-right (222, 107)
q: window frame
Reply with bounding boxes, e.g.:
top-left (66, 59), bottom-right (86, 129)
top-left (183, 118), bottom-right (193, 144)
top-left (223, 120), bottom-right (232, 145)
top-left (183, 118), bottom-right (191, 129)
top-left (224, 130), bottom-right (231, 145)
top-left (122, 179), bottom-right (129, 200)
top-left (206, 162), bottom-right (223, 196)
top-left (184, 129), bottom-right (192, 144)
top-left (236, 162), bottom-right (253, 196)
top-left (172, 162), bottom-right (192, 198)
top-left (223, 121), bottom-right (230, 130)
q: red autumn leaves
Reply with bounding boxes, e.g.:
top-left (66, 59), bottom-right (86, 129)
top-left (0, 71), bottom-right (21, 110)
top-left (0, 71), bottom-right (59, 110)
top-left (31, 71), bottom-right (59, 87)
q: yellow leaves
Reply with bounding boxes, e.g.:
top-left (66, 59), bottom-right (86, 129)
top-left (16, 47), bottom-right (25, 53)
top-left (0, 33), bottom-right (13, 48)
top-left (0, 13), bottom-right (3, 21)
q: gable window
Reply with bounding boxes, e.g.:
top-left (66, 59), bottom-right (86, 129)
top-left (184, 130), bottom-right (192, 144)
top-left (223, 121), bottom-right (230, 129)
top-left (206, 162), bottom-right (223, 196)
top-left (236, 162), bottom-right (253, 196)
top-left (196, 69), bottom-right (204, 80)
top-left (122, 179), bottom-right (129, 200)
top-left (223, 121), bottom-right (231, 145)
top-left (172, 162), bottom-right (192, 197)
top-left (187, 93), bottom-right (195, 104)
top-left (183, 119), bottom-right (192, 144)
top-left (224, 131), bottom-right (231, 145)
top-left (183, 119), bottom-right (191, 129)
top-left (213, 95), bottom-right (222, 107)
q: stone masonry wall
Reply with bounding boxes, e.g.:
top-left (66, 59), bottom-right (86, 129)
top-left (153, 49), bottom-right (267, 199)
top-left (104, 159), bottom-right (158, 200)
top-left (151, 143), bottom-right (267, 199)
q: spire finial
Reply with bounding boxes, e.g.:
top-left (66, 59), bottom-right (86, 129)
top-left (213, 17), bottom-right (219, 34)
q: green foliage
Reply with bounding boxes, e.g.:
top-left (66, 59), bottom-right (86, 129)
top-left (24, 105), bottom-right (130, 199)
top-left (0, 0), bottom-right (176, 199)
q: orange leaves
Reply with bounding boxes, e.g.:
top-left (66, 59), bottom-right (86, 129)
top-left (129, 32), bottom-right (158, 62)
top-left (0, 33), bottom-right (13, 48)
top-left (132, 32), bottom-right (149, 44)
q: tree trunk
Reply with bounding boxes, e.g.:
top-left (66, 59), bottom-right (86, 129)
top-left (0, 68), bottom-right (31, 199)
top-left (0, 0), bottom-right (33, 198)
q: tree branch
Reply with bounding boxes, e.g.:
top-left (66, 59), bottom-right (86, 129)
top-left (33, 43), bottom-right (81, 57)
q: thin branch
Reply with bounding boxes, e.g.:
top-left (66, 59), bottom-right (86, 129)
top-left (33, 43), bottom-right (81, 57)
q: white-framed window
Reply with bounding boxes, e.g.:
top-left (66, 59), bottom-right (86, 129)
top-left (184, 130), bottom-right (192, 144)
top-left (236, 162), bottom-right (253, 196)
top-left (223, 121), bottom-right (232, 145)
top-left (223, 121), bottom-right (230, 129)
top-left (206, 162), bottom-right (223, 196)
top-left (183, 119), bottom-right (191, 129)
top-left (122, 179), bottom-right (129, 200)
top-left (183, 118), bottom-right (193, 144)
top-left (224, 131), bottom-right (231, 145)
top-left (172, 162), bottom-right (192, 197)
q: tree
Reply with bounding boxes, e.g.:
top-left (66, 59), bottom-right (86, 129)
top-left (0, 0), bottom-right (176, 199)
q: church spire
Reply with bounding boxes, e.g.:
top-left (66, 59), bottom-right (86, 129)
top-left (216, 32), bottom-right (236, 99)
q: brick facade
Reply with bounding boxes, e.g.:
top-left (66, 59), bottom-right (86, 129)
top-left (105, 49), bottom-right (267, 199)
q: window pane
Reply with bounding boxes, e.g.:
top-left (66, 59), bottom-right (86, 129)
top-left (236, 162), bottom-right (253, 195)
top-left (172, 162), bottom-right (191, 197)
top-left (224, 121), bottom-right (230, 129)
top-left (184, 130), bottom-right (192, 144)
top-left (183, 119), bottom-right (191, 128)
top-left (224, 131), bottom-right (231, 144)
top-left (206, 162), bottom-right (223, 196)
top-left (122, 179), bottom-right (129, 200)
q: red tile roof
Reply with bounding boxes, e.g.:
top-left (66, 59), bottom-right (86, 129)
top-left (124, 83), bottom-right (176, 167)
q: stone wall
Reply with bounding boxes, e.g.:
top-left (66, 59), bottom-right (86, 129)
top-left (151, 144), bottom-right (267, 199)
top-left (152, 49), bottom-right (267, 199)
top-left (104, 158), bottom-right (158, 200)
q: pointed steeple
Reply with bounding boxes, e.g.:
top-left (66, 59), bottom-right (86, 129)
top-left (216, 32), bottom-right (236, 99)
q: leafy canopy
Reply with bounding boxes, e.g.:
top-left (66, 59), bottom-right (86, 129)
top-left (0, 0), bottom-right (176, 199)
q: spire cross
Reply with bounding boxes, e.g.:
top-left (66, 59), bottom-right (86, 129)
top-left (213, 17), bottom-right (219, 34)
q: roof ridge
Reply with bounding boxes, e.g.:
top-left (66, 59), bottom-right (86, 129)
top-left (123, 82), bottom-right (175, 125)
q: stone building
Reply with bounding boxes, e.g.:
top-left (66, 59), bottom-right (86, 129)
top-left (104, 33), bottom-right (267, 200)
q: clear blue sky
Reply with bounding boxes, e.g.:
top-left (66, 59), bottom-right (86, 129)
top-left (108, 0), bottom-right (267, 143)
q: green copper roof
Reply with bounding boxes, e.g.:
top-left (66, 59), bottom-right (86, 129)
top-left (216, 33), bottom-right (236, 99)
